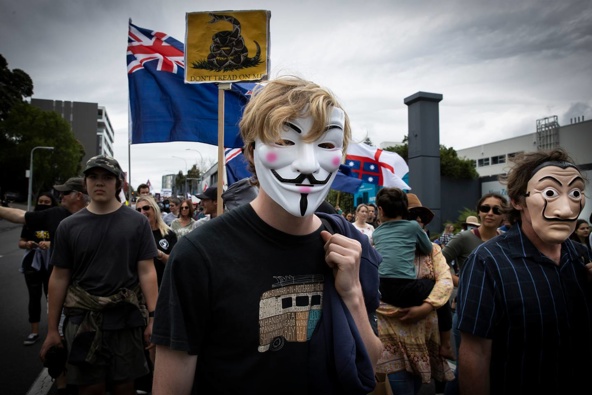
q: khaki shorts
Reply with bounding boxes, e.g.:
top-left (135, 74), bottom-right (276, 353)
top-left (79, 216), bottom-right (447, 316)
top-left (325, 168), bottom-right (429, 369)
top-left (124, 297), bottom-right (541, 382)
top-left (64, 319), bottom-right (148, 386)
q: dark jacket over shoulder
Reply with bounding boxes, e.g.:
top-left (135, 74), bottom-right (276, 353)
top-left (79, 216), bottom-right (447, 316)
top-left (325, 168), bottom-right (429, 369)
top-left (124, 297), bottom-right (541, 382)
top-left (310, 212), bottom-right (382, 395)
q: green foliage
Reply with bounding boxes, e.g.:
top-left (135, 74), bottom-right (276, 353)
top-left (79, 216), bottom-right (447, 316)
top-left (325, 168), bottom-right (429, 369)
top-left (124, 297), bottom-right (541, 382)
top-left (439, 145), bottom-right (479, 179)
top-left (383, 136), bottom-right (478, 180)
top-left (0, 103), bottom-right (84, 197)
top-left (326, 190), bottom-right (354, 214)
top-left (0, 54), bottom-right (34, 121)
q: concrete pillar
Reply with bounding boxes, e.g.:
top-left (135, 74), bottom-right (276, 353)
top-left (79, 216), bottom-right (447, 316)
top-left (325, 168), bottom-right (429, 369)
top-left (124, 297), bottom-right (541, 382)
top-left (404, 92), bottom-right (443, 234)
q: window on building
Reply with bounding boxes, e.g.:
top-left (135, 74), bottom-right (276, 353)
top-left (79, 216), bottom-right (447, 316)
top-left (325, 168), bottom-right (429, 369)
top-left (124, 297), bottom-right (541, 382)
top-left (491, 155), bottom-right (506, 165)
top-left (478, 158), bottom-right (490, 167)
top-left (508, 151), bottom-right (523, 159)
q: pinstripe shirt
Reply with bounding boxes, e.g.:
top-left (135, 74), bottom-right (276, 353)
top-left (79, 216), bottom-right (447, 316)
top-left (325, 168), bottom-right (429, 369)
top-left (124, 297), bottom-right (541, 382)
top-left (457, 223), bottom-right (592, 394)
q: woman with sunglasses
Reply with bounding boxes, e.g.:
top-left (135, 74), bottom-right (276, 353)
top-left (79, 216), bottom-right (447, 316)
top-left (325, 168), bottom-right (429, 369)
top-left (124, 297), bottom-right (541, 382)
top-left (135, 196), bottom-right (178, 287)
top-left (441, 193), bottom-right (506, 395)
top-left (443, 193), bottom-right (507, 284)
top-left (170, 198), bottom-right (196, 239)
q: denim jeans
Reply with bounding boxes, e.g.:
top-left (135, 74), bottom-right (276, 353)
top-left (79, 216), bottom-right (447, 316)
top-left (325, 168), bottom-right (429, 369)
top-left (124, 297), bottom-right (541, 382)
top-left (388, 371), bottom-right (422, 395)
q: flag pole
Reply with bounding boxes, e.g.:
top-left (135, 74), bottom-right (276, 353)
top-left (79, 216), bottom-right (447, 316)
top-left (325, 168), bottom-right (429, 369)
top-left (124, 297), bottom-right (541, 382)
top-left (217, 83), bottom-right (232, 216)
top-left (127, 18), bottom-right (133, 205)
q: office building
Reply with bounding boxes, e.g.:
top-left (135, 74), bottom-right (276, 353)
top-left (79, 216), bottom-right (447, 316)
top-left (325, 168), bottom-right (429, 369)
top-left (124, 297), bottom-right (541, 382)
top-left (31, 99), bottom-right (115, 166)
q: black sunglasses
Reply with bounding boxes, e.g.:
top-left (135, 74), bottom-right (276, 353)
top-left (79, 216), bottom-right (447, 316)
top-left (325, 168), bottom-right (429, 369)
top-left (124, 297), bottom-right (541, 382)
top-left (136, 206), bottom-right (151, 212)
top-left (180, 206), bottom-right (190, 210)
top-left (479, 205), bottom-right (502, 215)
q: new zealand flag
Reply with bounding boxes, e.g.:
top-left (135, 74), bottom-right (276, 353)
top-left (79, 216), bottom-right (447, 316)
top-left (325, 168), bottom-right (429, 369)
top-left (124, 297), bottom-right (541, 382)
top-left (127, 22), bottom-right (254, 147)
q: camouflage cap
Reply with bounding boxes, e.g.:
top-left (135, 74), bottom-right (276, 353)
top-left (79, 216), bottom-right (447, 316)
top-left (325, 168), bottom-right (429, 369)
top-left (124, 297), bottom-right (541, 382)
top-left (83, 155), bottom-right (123, 178)
top-left (53, 177), bottom-right (86, 193)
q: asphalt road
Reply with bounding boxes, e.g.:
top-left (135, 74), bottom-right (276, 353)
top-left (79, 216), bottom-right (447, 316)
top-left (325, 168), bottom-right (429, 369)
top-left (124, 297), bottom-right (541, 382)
top-left (0, 210), bottom-right (53, 394)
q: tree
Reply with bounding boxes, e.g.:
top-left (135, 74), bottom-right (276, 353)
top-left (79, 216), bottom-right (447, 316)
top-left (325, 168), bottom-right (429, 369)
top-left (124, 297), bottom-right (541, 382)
top-left (0, 54), bottom-right (34, 121)
top-left (326, 190), bottom-right (354, 215)
top-left (0, 103), bottom-right (84, 197)
top-left (383, 136), bottom-right (478, 179)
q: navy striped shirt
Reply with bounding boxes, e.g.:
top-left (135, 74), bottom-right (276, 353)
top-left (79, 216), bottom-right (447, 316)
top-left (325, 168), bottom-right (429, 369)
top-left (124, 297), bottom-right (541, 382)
top-left (457, 223), bottom-right (592, 394)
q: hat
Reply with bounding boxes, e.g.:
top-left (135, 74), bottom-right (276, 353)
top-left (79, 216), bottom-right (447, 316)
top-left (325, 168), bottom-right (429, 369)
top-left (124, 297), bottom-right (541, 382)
top-left (83, 155), bottom-right (123, 178)
top-left (53, 177), bottom-right (85, 193)
top-left (463, 215), bottom-right (480, 227)
top-left (406, 193), bottom-right (434, 225)
top-left (196, 186), bottom-right (217, 201)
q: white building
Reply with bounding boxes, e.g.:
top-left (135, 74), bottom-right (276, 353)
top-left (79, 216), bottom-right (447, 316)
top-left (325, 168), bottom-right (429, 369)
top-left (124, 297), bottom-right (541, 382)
top-left (456, 116), bottom-right (592, 222)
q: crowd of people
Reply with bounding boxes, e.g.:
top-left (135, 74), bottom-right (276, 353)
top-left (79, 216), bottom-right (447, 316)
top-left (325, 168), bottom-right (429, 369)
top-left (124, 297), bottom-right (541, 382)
top-left (0, 75), bottom-right (591, 395)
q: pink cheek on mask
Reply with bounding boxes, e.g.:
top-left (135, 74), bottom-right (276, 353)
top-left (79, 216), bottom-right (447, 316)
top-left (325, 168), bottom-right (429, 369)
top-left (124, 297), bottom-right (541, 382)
top-left (266, 152), bottom-right (278, 163)
top-left (332, 156), bottom-right (341, 167)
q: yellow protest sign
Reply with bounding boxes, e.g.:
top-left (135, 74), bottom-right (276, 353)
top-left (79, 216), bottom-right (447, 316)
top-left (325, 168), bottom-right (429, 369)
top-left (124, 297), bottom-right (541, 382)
top-left (185, 10), bottom-right (271, 83)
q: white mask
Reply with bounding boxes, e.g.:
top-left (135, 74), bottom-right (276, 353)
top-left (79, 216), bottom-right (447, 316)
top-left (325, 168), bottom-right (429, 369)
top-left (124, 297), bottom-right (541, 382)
top-left (253, 107), bottom-right (345, 217)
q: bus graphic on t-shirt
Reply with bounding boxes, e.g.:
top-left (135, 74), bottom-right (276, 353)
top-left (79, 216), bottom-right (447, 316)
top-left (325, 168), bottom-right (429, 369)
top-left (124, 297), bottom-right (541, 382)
top-left (258, 275), bottom-right (324, 352)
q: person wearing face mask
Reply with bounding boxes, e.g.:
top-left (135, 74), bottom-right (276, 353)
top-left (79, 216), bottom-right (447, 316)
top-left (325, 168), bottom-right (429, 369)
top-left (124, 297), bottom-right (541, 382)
top-left (151, 76), bottom-right (383, 395)
top-left (456, 149), bottom-right (592, 395)
top-left (19, 192), bottom-right (59, 346)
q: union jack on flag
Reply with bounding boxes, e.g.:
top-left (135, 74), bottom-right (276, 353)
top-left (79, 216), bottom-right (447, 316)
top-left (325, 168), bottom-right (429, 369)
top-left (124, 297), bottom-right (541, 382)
top-left (128, 25), bottom-right (184, 74)
top-left (127, 22), bottom-right (255, 147)
top-left (345, 143), bottom-right (411, 190)
top-left (224, 148), bottom-right (252, 186)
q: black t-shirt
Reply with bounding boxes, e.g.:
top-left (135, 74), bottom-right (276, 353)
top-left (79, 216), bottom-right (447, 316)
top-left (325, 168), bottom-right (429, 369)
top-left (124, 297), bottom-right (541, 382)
top-left (153, 204), bottom-right (329, 394)
top-left (24, 206), bottom-right (71, 244)
top-left (51, 206), bottom-right (157, 296)
top-left (152, 229), bottom-right (177, 287)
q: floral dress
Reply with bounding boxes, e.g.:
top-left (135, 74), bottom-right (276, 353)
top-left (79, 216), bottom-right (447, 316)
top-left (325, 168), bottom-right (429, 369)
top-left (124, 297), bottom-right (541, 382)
top-left (376, 243), bottom-right (455, 384)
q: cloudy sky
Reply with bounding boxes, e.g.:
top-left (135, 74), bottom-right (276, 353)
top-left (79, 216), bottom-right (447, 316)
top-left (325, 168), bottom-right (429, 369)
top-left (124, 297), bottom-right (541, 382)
top-left (1, 0), bottom-right (591, 191)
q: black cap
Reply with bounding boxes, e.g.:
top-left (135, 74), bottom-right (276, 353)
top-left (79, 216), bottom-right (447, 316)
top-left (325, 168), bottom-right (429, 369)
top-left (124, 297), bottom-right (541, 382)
top-left (196, 187), bottom-right (217, 201)
top-left (83, 155), bottom-right (123, 178)
top-left (53, 177), bottom-right (85, 193)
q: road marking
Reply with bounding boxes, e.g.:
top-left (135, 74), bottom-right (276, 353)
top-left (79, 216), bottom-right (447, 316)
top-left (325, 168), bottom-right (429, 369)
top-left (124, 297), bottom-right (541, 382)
top-left (27, 368), bottom-right (53, 395)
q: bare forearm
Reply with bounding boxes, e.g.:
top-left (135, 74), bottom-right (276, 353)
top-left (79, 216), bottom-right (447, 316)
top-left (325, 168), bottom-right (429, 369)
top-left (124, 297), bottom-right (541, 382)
top-left (458, 334), bottom-right (491, 395)
top-left (47, 267), bottom-right (71, 334)
top-left (0, 207), bottom-right (26, 224)
top-left (138, 259), bottom-right (158, 311)
top-left (153, 346), bottom-right (197, 395)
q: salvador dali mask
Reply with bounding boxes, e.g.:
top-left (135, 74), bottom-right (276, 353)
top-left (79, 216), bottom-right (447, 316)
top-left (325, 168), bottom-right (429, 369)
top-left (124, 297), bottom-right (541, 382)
top-left (253, 107), bottom-right (345, 217)
top-left (523, 164), bottom-right (585, 244)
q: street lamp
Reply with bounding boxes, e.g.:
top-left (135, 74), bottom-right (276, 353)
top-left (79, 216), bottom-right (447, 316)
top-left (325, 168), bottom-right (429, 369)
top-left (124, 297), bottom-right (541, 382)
top-left (185, 149), bottom-right (204, 194)
top-left (28, 146), bottom-right (54, 211)
top-left (171, 156), bottom-right (188, 197)
top-left (185, 148), bottom-right (203, 167)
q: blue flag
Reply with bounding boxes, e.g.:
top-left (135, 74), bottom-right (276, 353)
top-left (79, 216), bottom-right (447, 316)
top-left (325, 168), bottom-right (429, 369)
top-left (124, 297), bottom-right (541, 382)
top-left (331, 165), bottom-right (363, 194)
top-left (225, 148), bottom-right (252, 185)
top-left (127, 23), bottom-right (254, 147)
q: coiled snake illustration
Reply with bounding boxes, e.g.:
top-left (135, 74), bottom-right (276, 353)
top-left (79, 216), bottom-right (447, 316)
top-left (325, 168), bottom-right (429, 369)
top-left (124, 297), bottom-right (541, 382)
top-left (191, 13), bottom-right (261, 72)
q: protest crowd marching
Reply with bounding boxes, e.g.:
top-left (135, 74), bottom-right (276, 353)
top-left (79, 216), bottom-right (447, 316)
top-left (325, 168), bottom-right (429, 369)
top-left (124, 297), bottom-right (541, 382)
top-left (1, 14), bottom-right (591, 395)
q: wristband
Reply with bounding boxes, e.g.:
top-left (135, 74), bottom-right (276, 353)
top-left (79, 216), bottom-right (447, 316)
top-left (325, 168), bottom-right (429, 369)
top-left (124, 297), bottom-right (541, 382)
top-left (148, 311), bottom-right (155, 318)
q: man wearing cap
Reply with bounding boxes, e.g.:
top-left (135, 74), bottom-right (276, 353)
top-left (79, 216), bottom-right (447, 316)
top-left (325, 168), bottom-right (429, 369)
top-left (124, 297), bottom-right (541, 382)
top-left (0, 177), bottom-right (88, 243)
top-left (40, 155), bottom-right (159, 395)
top-left (456, 149), bottom-right (592, 394)
top-left (192, 186), bottom-right (218, 228)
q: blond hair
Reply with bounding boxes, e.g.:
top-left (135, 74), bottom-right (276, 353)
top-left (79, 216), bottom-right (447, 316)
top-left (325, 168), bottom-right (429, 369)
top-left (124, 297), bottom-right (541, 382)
top-left (137, 195), bottom-right (172, 237)
top-left (239, 76), bottom-right (351, 179)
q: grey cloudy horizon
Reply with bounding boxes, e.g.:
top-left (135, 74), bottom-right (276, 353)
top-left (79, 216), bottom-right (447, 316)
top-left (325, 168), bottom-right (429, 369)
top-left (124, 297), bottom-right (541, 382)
top-left (1, 0), bottom-right (590, 191)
